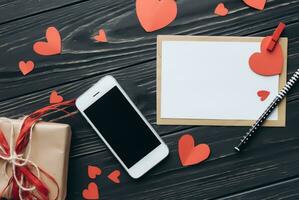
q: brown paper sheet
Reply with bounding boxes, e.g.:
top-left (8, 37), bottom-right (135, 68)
top-left (156, 35), bottom-right (287, 127)
top-left (0, 119), bottom-right (71, 200)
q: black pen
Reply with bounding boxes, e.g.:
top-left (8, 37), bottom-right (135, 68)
top-left (234, 69), bottom-right (299, 152)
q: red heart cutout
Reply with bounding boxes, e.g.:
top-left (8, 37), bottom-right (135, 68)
top-left (94, 29), bottom-right (107, 42)
top-left (19, 60), bottom-right (35, 75)
top-left (50, 90), bottom-right (64, 104)
top-left (136, 0), bottom-right (177, 32)
top-left (82, 182), bottom-right (99, 200)
top-left (257, 90), bottom-right (270, 101)
top-left (107, 170), bottom-right (121, 184)
top-left (249, 36), bottom-right (284, 76)
top-left (88, 165), bottom-right (102, 179)
top-left (214, 3), bottom-right (229, 16)
top-left (178, 134), bottom-right (211, 167)
top-left (33, 27), bottom-right (61, 56)
top-left (243, 0), bottom-right (266, 10)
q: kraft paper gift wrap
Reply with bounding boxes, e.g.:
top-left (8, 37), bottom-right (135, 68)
top-left (0, 119), bottom-right (71, 200)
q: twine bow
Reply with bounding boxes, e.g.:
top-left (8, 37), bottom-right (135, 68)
top-left (0, 99), bottom-right (75, 200)
top-left (0, 117), bottom-right (42, 200)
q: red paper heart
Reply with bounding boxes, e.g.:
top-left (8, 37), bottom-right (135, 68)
top-left (243, 0), bottom-right (266, 10)
top-left (50, 90), bottom-right (64, 104)
top-left (94, 29), bottom-right (107, 42)
top-left (178, 134), bottom-right (211, 167)
top-left (249, 36), bottom-right (284, 76)
top-left (88, 166), bottom-right (102, 179)
top-left (214, 3), bottom-right (228, 16)
top-left (33, 27), bottom-right (61, 56)
top-left (107, 170), bottom-right (121, 184)
top-left (257, 90), bottom-right (270, 101)
top-left (19, 60), bottom-right (35, 75)
top-left (136, 0), bottom-right (177, 32)
top-left (82, 182), bottom-right (99, 200)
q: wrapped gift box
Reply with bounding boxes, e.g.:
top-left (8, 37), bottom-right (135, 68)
top-left (0, 119), bottom-right (71, 200)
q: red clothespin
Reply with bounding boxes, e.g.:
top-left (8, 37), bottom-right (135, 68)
top-left (267, 22), bottom-right (286, 52)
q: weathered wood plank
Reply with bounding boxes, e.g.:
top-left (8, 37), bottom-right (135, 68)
top-left (0, 0), bottom-right (89, 24)
top-left (0, 0), bottom-right (298, 101)
top-left (218, 176), bottom-right (299, 200)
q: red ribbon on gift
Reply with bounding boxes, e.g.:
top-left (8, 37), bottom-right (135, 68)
top-left (0, 99), bottom-right (75, 200)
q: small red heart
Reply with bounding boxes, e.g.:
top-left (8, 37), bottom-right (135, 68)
top-left (94, 29), bottom-right (107, 42)
top-left (107, 170), bottom-right (121, 184)
top-left (49, 90), bottom-right (64, 104)
top-left (214, 3), bottom-right (229, 16)
top-left (249, 36), bottom-right (284, 76)
top-left (88, 165), bottom-right (102, 179)
top-left (257, 90), bottom-right (270, 101)
top-left (136, 0), bottom-right (177, 32)
top-left (243, 0), bottom-right (266, 10)
top-left (178, 134), bottom-right (211, 167)
top-left (19, 60), bottom-right (35, 75)
top-left (82, 182), bottom-right (99, 200)
top-left (33, 27), bottom-right (61, 56)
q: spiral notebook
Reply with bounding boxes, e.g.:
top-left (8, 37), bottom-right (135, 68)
top-left (156, 35), bottom-right (287, 126)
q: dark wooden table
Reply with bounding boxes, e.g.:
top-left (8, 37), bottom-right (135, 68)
top-left (1, 0), bottom-right (299, 199)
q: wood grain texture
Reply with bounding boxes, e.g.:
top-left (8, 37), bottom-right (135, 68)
top-left (0, 0), bottom-right (91, 24)
top-left (0, 0), bottom-right (298, 101)
top-left (219, 177), bottom-right (299, 200)
top-left (0, 0), bottom-right (299, 199)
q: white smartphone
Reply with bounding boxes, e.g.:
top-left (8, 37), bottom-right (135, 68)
top-left (76, 75), bottom-right (169, 179)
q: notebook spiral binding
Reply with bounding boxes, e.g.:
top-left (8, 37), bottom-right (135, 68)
top-left (234, 69), bottom-right (299, 152)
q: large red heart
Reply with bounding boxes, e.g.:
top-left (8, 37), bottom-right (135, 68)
top-left (107, 170), bottom-right (121, 184)
top-left (178, 134), bottom-right (211, 167)
top-left (33, 27), bottom-right (61, 56)
top-left (19, 60), bottom-right (35, 75)
top-left (249, 36), bottom-right (284, 76)
top-left (88, 165), bottom-right (102, 179)
top-left (243, 0), bottom-right (266, 10)
top-left (82, 182), bottom-right (99, 200)
top-left (136, 0), bottom-right (177, 32)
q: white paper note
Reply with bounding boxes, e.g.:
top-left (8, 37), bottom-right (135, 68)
top-left (160, 40), bottom-right (279, 120)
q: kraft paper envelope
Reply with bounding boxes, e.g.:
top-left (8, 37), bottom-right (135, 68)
top-left (0, 119), bottom-right (71, 200)
top-left (157, 35), bottom-right (287, 126)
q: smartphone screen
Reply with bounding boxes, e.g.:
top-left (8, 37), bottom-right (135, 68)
top-left (84, 86), bottom-right (161, 168)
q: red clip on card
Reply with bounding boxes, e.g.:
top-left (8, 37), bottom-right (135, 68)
top-left (267, 22), bottom-right (286, 52)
